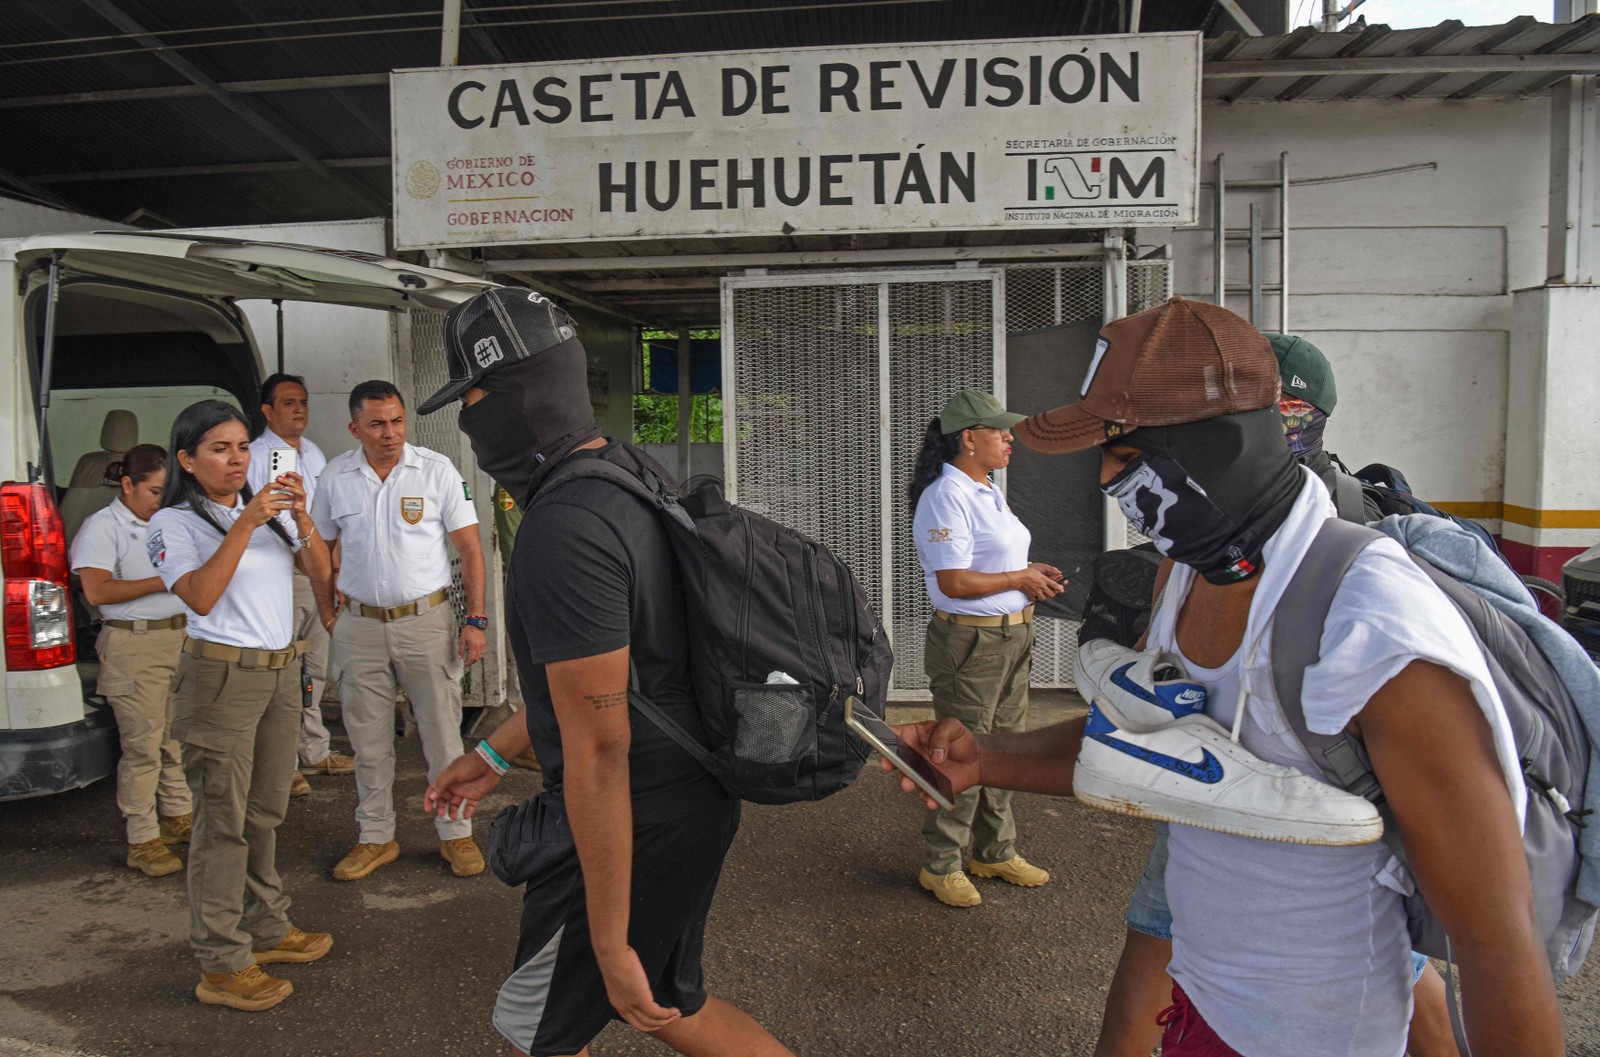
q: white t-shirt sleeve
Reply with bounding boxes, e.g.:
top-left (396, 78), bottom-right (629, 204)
top-left (912, 484), bottom-right (973, 573)
top-left (1301, 538), bottom-right (1525, 818)
top-left (69, 509), bottom-right (117, 573)
top-left (310, 477), bottom-right (338, 540)
top-left (438, 469), bottom-right (479, 532)
top-left (148, 510), bottom-right (202, 590)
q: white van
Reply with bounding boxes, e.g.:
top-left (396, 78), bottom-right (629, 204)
top-left (0, 232), bottom-right (495, 800)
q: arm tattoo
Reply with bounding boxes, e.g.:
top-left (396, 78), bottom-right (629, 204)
top-left (585, 690), bottom-right (628, 711)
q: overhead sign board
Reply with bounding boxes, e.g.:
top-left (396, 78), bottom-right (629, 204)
top-left (392, 34), bottom-right (1201, 250)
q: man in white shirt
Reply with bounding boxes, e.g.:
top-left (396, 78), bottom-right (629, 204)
top-left (311, 379), bottom-right (488, 882)
top-left (887, 298), bottom-right (1563, 1056)
top-left (247, 373), bottom-right (350, 794)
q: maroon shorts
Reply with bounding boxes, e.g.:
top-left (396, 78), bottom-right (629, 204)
top-left (1158, 983), bottom-right (1245, 1057)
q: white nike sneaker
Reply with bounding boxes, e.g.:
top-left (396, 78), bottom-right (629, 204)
top-left (1073, 640), bottom-right (1384, 847)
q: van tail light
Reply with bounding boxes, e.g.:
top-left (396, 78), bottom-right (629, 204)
top-left (1, 482), bottom-right (75, 670)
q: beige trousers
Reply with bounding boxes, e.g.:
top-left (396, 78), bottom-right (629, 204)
top-left (171, 649), bottom-right (299, 973)
top-left (291, 571), bottom-right (332, 765)
top-left (96, 624), bottom-right (191, 844)
top-left (331, 599), bottom-right (468, 844)
top-left (920, 616), bottom-right (1034, 874)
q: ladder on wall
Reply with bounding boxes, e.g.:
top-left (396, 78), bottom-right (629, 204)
top-left (1213, 152), bottom-right (1290, 330)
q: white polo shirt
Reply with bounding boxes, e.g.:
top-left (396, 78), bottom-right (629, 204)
top-left (69, 498), bottom-right (188, 622)
top-left (311, 443), bottom-right (479, 609)
top-left (912, 463), bottom-right (1032, 616)
top-left (148, 500), bottom-right (298, 650)
top-left (247, 426), bottom-right (327, 512)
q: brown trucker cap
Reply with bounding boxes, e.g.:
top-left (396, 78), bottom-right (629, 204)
top-left (1014, 296), bottom-right (1279, 455)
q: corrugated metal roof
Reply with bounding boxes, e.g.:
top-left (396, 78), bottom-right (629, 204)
top-left (1203, 14), bottom-right (1600, 103)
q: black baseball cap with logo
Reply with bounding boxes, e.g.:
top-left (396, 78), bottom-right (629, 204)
top-left (418, 287), bottom-right (579, 415)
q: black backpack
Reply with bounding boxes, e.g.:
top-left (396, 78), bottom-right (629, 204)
top-left (1350, 461), bottom-right (1512, 570)
top-left (533, 449), bottom-right (894, 805)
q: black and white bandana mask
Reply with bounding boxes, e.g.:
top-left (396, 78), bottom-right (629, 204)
top-left (1100, 409), bottom-right (1302, 585)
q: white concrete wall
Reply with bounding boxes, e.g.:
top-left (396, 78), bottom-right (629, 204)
top-left (1140, 98), bottom-right (1558, 522)
top-left (173, 218), bottom-right (398, 461)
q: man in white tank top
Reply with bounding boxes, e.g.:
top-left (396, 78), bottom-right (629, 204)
top-left (884, 298), bottom-right (1563, 1057)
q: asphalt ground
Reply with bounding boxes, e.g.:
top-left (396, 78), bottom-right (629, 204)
top-left (3, 693), bottom-right (1598, 1057)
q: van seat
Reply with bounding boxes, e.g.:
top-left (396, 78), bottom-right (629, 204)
top-left (60, 409), bottom-right (138, 541)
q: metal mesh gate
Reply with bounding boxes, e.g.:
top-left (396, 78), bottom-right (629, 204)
top-left (724, 251), bottom-right (1170, 698)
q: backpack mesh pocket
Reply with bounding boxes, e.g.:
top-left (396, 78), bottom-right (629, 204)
top-left (731, 685), bottom-right (817, 766)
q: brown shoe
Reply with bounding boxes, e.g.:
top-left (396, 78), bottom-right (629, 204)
top-left (299, 752), bottom-right (355, 777)
top-left (127, 838), bottom-right (183, 878)
top-left (439, 836), bottom-right (486, 878)
top-left (253, 927), bottom-right (333, 965)
top-left (289, 772), bottom-right (311, 798)
top-left (195, 965), bottom-right (293, 1012)
top-left (332, 840), bottom-right (399, 881)
top-left (159, 813), bottom-right (193, 846)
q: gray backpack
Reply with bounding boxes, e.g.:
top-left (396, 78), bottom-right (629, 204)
top-left (1273, 517), bottom-right (1598, 986)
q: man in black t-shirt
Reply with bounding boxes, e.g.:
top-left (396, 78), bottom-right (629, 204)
top-left (421, 289), bottom-right (793, 1057)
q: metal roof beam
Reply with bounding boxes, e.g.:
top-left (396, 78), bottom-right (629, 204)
top-left (1206, 51), bottom-right (1600, 78)
top-left (0, 73), bottom-right (389, 110)
top-left (1450, 14), bottom-right (1600, 99)
top-left (74, 0), bottom-right (386, 212)
top-left (31, 157), bottom-right (389, 183)
top-left (485, 243), bottom-right (1106, 274)
top-left (1276, 24), bottom-right (1392, 101)
top-left (0, 167), bottom-right (96, 215)
top-left (1215, 24), bottom-right (1322, 104)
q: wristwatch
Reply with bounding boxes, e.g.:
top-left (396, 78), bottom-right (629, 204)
top-left (464, 614), bottom-right (489, 630)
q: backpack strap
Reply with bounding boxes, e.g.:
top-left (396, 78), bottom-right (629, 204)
top-left (1331, 471), bottom-right (1368, 525)
top-left (1270, 518), bottom-right (1388, 804)
top-left (530, 456), bottom-right (719, 776)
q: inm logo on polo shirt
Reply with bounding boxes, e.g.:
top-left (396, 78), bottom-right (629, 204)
top-left (473, 335), bottom-right (504, 369)
top-left (927, 528), bottom-right (952, 543)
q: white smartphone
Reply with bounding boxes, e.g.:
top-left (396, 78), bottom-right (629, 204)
top-left (844, 696), bottom-right (957, 812)
top-left (267, 446), bottom-right (297, 481)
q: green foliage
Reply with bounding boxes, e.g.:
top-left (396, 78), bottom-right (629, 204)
top-left (633, 330), bottom-right (723, 444)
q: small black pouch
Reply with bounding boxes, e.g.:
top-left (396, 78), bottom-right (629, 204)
top-left (487, 789), bottom-right (572, 886)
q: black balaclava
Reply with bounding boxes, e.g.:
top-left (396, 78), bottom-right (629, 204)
top-left (1101, 408), bottom-right (1302, 584)
top-left (456, 337), bottom-right (601, 507)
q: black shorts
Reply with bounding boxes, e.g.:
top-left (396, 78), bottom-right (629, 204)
top-left (492, 796), bottom-right (741, 1057)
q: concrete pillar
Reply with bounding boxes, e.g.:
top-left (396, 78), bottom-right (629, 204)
top-left (1501, 285), bottom-right (1600, 581)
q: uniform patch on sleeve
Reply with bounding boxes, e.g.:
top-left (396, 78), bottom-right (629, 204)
top-left (147, 529), bottom-right (166, 567)
top-left (463, 482), bottom-right (472, 501)
top-left (927, 528), bottom-right (952, 543)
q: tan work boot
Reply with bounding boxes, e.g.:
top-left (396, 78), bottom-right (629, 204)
top-left (299, 752), bottom-right (355, 777)
top-left (440, 836), bottom-right (486, 877)
top-left (919, 868), bottom-right (981, 908)
top-left (159, 813), bottom-right (193, 845)
top-left (195, 965), bottom-right (293, 1012)
top-left (127, 838), bottom-right (183, 878)
top-left (969, 855), bottom-right (1051, 887)
top-left (289, 772), bottom-right (311, 798)
top-left (253, 927), bottom-right (334, 965)
top-left (332, 840), bottom-right (399, 881)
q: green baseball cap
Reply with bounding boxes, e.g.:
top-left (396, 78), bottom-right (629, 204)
top-left (939, 390), bottom-right (1025, 434)
top-left (1268, 333), bottom-right (1337, 416)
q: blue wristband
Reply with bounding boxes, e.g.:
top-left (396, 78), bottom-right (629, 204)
top-left (477, 741), bottom-right (510, 774)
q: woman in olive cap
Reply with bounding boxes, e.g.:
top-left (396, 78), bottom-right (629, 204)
top-left (907, 389), bottom-right (1065, 908)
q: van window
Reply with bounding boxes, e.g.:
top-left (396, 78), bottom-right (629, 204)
top-left (49, 386), bottom-right (241, 486)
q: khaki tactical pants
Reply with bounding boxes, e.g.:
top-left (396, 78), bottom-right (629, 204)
top-left (96, 625), bottom-right (190, 844)
top-left (291, 571), bottom-right (332, 766)
top-left (171, 650), bottom-right (299, 973)
top-left (920, 616), bottom-right (1034, 874)
top-left (332, 600), bottom-right (468, 844)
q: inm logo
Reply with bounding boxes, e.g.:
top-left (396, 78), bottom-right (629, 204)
top-left (1028, 155), bottom-right (1166, 202)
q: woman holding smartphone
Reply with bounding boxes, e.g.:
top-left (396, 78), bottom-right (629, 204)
top-left (148, 400), bottom-right (333, 1013)
top-left (907, 390), bottom-right (1064, 909)
top-left (70, 443), bottom-right (193, 878)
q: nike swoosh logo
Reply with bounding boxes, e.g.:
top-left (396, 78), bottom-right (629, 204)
top-left (1086, 732), bottom-right (1225, 784)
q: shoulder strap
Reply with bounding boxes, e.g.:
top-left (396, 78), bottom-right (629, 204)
top-left (532, 454), bottom-right (666, 509)
top-left (1270, 518), bottom-right (1387, 803)
top-left (1332, 471), bottom-right (1368, 525)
